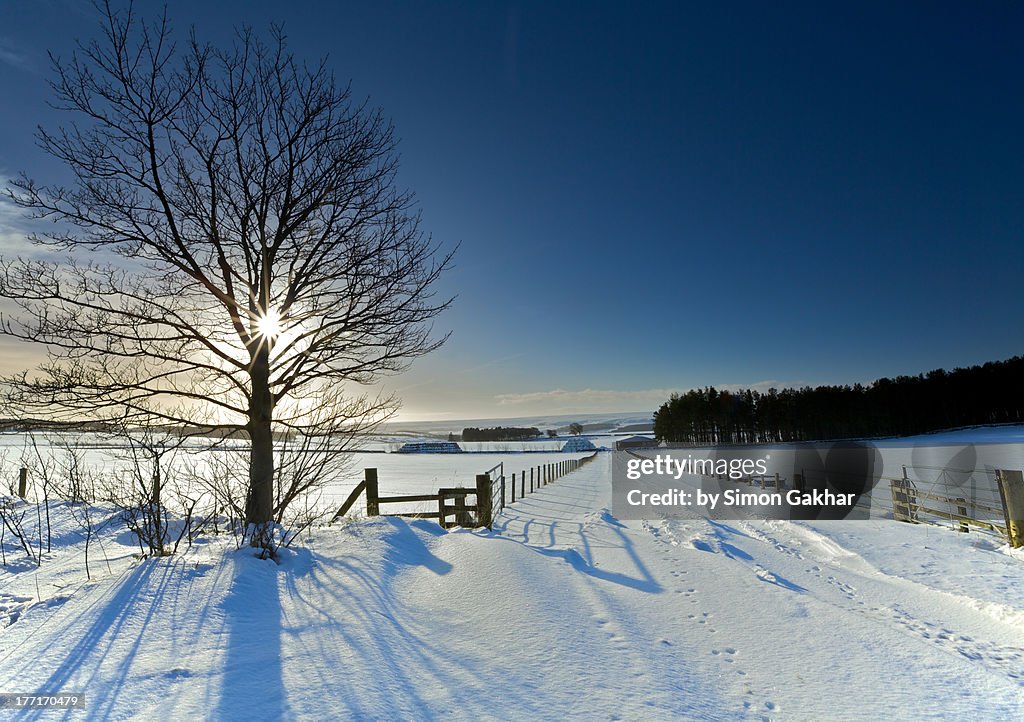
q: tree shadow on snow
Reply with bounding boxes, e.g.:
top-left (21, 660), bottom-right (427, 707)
top-left (16, 556), bottom-right (225, 721)
top-left (214, 550), bottom-right (289, 720)
top-left (488, 508), bottom-right (662, 594)
top-left (273, 517), bottom-right (492, 718)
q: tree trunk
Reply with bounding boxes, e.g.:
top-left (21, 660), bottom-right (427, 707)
top-left (246, 345), bottom-right (275, 529)
top-left (152, 459), bottom-right (163, 554)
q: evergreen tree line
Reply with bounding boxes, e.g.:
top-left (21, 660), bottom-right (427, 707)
top-left (653, 356), bottom-right (1024, 444)
top-left (461, 426), bottom-right (542, 441)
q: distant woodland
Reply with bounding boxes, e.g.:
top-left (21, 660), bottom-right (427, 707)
top-left (461, 426), bottom-right (542, 441)
top-left (653, 356), bottom-right (1024, 444)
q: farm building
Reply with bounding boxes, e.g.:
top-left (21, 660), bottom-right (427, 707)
top-left (560, 437), bottom-right (597, 452)
top-left (396, 441), bottom-right (464, 453)
top-left (615, 435), bottom-right (657, 451)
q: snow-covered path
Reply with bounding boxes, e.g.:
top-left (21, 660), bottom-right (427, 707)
top-left (494, 457), bottom-right (1024, 719)
top-left (1, 455), bottom-right (1023, 719)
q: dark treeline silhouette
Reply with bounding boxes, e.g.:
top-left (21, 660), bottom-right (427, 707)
top-left (461, 426), bottom-right (542, 442)
top-left (654, 356), bottom-right (1024, 444)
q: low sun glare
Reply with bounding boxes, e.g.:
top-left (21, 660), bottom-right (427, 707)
top-left (256, 309), bottom-right (283, 338)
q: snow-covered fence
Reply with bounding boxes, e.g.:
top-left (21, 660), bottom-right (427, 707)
top-left (504, 452), bottom-right (599, 507)
top-left (998, 470), bottom-right (1024, 547)
top-left (331, 452), bottom-right (600, 529)
top-left (888, 465), bottom-right (1024, 546)
top-left (484, 462), bottom-right (504, 522)
top-left (890, 477), bottom-right (1004, 535)
top-left (330, 467), bottom-right (494, 528)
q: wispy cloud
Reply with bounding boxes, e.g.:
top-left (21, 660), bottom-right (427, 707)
top-left (494, 380), bottom-right (819, 414)
top-left (0, 38), bottom-right (33, 73)
top-left (0, 185), bottom-right (39, 257)
top-left (495, 387), bottom-right (680, 410)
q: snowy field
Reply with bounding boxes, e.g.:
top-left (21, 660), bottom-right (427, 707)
top-left (1, 429), bottom-right (1023, 719)
top-left (0, 431), bottom-right (602, 519)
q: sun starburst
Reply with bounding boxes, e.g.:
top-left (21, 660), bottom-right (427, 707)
top-left (255, 308), bottom-right (283, 338)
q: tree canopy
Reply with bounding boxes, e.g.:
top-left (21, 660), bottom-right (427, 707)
top-left (653, 356), bottom-right (1024, 444)
top-left (0, 2), bottom-right (452, 547)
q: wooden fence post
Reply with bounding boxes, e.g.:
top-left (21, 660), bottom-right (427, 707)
top-left (521, 470), bottom-right (525, 498)
top-left (476, 474), bottom-right (493, 529)
top-left (511, 473), bottom-right (516, 503)
top-left (500, 475), bottom-right (506, 510)
top-left (365, 468), bottom-right (379, 517)
top-left (332, 477), bottom-right (369, 522)
top-left (17, 467), bottom-right (27, 499)
top-left (455, 491), bottom-right (469, 526)
top-left (996, 469), bottom-right (1024, 548)
top-left (530, 467), bottom-right (534, 493)
top-left (901, 466), bottom-right (917, 522)
top-left (889, 466), bottom-right (919, 523)
top-left (955, 497), bottom-right (968, 533)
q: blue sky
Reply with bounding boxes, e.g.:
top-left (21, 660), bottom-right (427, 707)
top-left (0, 1), bottom-right (1022, 420)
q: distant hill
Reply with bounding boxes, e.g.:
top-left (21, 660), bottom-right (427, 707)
top-left (382, 412), bottom-right (654, 438)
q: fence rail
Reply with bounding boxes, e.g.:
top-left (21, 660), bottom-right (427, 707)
top-left (331, 451), bottom-right (600, 530)
top-left (498, 452), bottom-right (599, 514)
top-left (885, 463), bottom-right (1024, 543)
top-left (890, 477), bottom-right (1007, 535)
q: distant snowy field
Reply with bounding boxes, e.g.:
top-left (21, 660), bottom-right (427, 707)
top-left (1, 424), bottom-right (1023, 719)
top-left (0, 410), bottom-right (651, 517)
top-left (0, 434), bottom-right (601, 519)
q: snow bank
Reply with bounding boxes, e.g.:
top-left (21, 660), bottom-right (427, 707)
top-left (2, 456), bottom-right (1024, 719)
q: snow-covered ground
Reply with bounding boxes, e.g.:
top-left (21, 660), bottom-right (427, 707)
top-left (0, 431), bottom-right (599, 519)
top-left (2, 450), bottom-right (1023, 719)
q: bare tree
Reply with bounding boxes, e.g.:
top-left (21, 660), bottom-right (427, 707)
top-left (100, 418), bottom-right (196, 557)
top-left (0, 2), bottom-right (452, 552)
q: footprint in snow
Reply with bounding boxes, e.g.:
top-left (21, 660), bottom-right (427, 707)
top-left (691, 539), bottom-right (715, 553)
top-left (599, 510), bottom-right (626, 527)
top-left (754, 566), bottom-right (807, 593)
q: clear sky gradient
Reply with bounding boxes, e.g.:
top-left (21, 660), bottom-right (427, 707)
top-left (0, 1), bottom-right (1021, 421)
